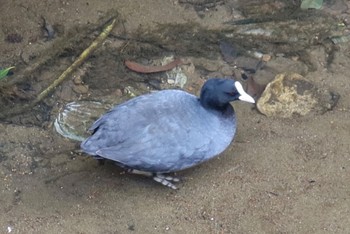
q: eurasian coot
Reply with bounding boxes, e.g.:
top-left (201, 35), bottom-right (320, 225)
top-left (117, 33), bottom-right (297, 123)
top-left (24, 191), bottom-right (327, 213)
top-left (81, 78), bottom-right (255, 189)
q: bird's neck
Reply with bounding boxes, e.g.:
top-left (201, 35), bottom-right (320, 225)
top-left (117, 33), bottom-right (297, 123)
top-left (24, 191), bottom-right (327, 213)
top-left (199, 98), bottom-right (231, 113)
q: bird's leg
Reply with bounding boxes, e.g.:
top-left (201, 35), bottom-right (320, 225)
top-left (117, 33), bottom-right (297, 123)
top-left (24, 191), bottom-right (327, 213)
top-left (126, 169), bottom-right (180, 189)
top-left (96, 159), bottom-right (106, 165)
top-left (126, 169), bottom-right (153, 177)
top-left (93, 156), bottom-right (106, 165)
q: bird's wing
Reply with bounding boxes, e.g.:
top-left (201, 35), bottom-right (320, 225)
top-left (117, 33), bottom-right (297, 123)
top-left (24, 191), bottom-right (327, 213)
top-left (81, 91), bottom-right (213, 172)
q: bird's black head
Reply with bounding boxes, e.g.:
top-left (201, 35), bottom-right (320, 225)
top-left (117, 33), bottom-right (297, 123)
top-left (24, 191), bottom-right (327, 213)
top-left (199, 78), bottom-right (255, 111)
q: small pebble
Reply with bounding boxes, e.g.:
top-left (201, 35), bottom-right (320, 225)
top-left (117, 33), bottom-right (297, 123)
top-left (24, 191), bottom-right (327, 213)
top-left (73, 76), bottom-right (83, 85)
top-left (262, 54), bottom-right (271, 62)
top-left (291, 56), bottom-right (299, 61)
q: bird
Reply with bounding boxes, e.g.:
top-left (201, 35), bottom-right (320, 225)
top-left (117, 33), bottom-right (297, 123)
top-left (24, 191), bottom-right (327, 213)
top-left (81, 78), bottom-right (255, 189)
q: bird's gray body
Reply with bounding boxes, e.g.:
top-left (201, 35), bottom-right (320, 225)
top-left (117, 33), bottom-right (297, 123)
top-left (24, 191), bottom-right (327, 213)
top-left (81, 90), bottom-right (236, 173)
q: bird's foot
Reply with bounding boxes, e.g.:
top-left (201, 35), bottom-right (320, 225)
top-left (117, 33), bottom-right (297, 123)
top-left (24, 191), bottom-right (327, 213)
top-left (153, 173), bottom-right (180, 190)
top-left (126, 169), bottom-right (180, 189)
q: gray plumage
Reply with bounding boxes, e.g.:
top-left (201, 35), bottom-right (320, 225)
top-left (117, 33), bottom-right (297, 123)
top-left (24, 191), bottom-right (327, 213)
top-left (81, 78), bottom-right (254, 174)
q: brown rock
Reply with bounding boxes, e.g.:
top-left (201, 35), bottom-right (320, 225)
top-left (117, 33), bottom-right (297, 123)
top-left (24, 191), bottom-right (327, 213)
top-left (257, 73), bottom-right (339, 118)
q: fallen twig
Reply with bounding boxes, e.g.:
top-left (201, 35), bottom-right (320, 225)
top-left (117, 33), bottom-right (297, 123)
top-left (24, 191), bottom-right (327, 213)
top-left (0, 14), bottom-right (119, 120)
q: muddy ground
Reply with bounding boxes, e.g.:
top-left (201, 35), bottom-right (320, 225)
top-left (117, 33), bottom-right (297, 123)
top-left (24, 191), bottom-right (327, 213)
top-left (1, 0), bottom-right (350, 233)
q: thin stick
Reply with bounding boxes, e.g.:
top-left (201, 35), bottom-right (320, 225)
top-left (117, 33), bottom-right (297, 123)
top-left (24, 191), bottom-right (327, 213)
top-left (34, 17), bottom-right (118, 104)
top-left (0, 16), bottom-right (118, 119)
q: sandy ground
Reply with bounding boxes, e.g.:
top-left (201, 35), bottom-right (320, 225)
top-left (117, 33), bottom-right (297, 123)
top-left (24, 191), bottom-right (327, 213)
top-left (1, 1), bottom-right (350, 233)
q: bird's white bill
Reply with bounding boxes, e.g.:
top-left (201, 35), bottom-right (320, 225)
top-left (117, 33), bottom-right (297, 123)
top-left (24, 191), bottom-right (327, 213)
top-left (235, 81), bottom-right (255, 104)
